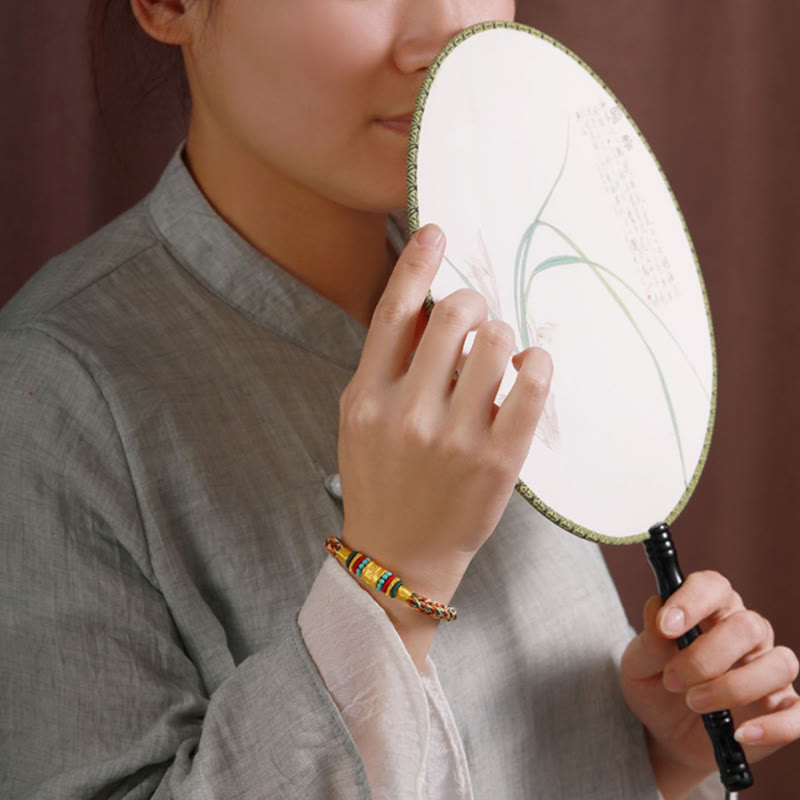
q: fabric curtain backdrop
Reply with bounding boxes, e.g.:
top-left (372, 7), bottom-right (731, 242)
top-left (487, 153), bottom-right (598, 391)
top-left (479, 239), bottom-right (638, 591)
top-left (2, 1), bottom-right (797, 796)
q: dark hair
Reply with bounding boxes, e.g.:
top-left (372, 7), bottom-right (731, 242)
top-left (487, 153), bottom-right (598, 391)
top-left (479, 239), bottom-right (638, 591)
top-left (88, 0), bottom-right (216, 135)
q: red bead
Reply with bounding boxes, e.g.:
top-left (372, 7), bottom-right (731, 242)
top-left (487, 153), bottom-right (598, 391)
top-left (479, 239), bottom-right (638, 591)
top-left (350, 554), bottom-right (368, 574)
top-left (381, 573), bottom-right (396, 593)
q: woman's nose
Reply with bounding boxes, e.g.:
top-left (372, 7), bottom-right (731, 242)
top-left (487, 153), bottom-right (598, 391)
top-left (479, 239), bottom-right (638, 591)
top-left (391, 2), bottom-right (510, 74)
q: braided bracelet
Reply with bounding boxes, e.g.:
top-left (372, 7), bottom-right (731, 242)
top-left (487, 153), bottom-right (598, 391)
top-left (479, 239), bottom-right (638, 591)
top-left (324, 536), bottom-right (458, 622)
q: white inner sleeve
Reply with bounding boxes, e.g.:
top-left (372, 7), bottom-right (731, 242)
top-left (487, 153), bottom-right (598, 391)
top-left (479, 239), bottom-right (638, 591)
top-left (298, 555), bottom-right (474, 799)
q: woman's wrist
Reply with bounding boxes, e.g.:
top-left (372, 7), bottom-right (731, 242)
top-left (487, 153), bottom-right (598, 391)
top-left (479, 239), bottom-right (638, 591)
top-left (646, 728), bottom-right (714, 800)
top-left (336, 529), bottom-right (468, 670)
top-left (339, 528), bottom-right (469, 604)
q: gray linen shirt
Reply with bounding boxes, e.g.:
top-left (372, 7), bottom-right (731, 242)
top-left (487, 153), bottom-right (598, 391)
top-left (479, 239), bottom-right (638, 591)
top-left (1, 139), bottom-right (722, 799)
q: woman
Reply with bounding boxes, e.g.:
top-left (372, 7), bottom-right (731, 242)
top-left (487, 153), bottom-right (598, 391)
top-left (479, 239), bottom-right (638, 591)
top-left (1, 1), bottom-right (797, 798)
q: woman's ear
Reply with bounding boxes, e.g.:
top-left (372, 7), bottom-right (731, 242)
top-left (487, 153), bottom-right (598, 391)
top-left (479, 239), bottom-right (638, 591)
top-left (129, 0), bottom-right (195, 46)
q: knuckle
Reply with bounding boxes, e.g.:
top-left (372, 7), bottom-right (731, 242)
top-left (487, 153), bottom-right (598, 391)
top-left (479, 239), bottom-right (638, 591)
top-left (515, 367), bottom-right (551, 399)
top-left (478, 320), bottom-right (515, 352)
top-left (438, 430), bottom-right (474, 462)
top-left (776, 646), bottom-right (800, 683)
top-left (693, 569), bottom-right (730, 592)
top-left (433, 298), bottom-right (472, 330)
top-left (343, 393), bottom-right (382, 432)
top-left (374, 296), bottom-right (411, 327)
top-left (447, 287), bottom-right (489, 314)
top-left (479, 445), bottom-right (513, 481)
top-left (683, 650), bottom-right (714, 682)
top-left (431, 290), bottom-right (488, 331)
top-left (397, 405), bottom-right (436, 448)
top-left (760, 613), bottom-right (775, 644)
top-left (402, 249), bottom-right (435, 278)
top-left (764, 691), bottom-right (792, 713)
top-left (485, 453), bottom-right (512, 481)
top-left (728, 590), bottom-right (745, 611)
top-left (686, 570), bottom-right (732, 608)
top-left (711, 570), bottom-right (733, 594)
top-left (465, 289), bottom-right (490, 318)
top-left (736, 610), bottom-right (769, 643)
top-left (784, 713), bottom-right (800, 743)
top-left (531, 346), bottom-right (554, 375)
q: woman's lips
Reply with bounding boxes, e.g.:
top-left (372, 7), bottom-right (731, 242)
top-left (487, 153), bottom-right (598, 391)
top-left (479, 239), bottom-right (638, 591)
top-left (377, 118), bottom-right (412, 134)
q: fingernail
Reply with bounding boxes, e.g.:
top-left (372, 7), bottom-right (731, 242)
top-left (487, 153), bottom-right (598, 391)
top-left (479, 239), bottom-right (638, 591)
top-left (417, 223), bottom-right (443, 249)
top-left (735, 725), bottom-right (764, 744)
top-left (688, 687), bottom-right (712, 711)
top-left (661, 607), bottom-right (685, 635)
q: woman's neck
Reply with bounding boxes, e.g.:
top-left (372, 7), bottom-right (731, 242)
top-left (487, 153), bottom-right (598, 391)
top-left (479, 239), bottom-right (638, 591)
top-left (183, 121), bottom-right (397, 330)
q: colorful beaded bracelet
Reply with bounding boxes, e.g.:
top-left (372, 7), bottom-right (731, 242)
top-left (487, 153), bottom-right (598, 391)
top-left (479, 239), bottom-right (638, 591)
top-left (324, 536), bottom-right (458, 622)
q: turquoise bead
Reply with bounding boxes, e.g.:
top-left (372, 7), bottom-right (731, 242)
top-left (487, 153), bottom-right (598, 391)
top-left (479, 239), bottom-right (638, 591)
top-left (355, 558), bottom-right (370, 577)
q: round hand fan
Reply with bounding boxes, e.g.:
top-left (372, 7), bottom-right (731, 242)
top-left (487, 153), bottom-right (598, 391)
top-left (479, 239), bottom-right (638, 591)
top-left (406, 20), bottom-right (751, 793)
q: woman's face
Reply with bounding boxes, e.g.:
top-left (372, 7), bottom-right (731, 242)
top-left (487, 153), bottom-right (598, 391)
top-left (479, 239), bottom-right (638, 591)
top-left (183, 0), bottom-right (516, 213)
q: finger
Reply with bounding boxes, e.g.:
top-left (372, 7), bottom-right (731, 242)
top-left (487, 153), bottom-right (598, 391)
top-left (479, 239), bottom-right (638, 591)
top-left (449, 319), bottom-right (515, 428)
top-left (490, 346), bottom-right (538, 421)
top-left (490, 346), bottom-right (552, 463)
top-left (662, 609), bottom-right (775, 692)
top-left (684, 646), bottom-right (800, 714)
top-left (359, 223), bottom-right (445, 387)
top-left (655, 571), bottom-right (745, 640)
top-left (761, 686), bottom-right (800, 715)
top-left (405, 289), bottom-right (489, 399)
top-left (620, 595), bottom-right (676, 681)
top-left (734, 695), bottom-right (800, 748)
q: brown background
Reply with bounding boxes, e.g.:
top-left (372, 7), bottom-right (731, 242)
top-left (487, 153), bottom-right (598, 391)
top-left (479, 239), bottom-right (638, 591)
top-left (2, 1), bottom-right (798, 796)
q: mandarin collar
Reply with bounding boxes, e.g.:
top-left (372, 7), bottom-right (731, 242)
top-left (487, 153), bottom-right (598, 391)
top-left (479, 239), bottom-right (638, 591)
top-left (145, 139), bottom-right (409, 371)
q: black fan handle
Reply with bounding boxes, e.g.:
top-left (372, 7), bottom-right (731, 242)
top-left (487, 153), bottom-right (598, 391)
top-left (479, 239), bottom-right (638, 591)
top-left (644, 522), bottom-right (753, 792)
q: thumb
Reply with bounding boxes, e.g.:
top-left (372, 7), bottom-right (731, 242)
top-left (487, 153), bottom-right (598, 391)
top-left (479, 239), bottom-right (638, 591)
top-left (621, 594), bottom-right (678, 681)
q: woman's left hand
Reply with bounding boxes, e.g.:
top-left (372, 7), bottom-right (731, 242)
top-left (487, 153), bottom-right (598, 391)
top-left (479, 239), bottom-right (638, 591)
top-left (619, 571), bottom-right (800, 794)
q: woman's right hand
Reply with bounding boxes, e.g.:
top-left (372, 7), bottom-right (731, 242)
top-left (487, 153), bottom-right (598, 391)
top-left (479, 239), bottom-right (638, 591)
top-left (337, 223), bottom-right (553, 643)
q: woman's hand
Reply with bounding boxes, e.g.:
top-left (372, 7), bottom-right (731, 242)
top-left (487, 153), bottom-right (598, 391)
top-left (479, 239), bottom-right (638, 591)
top-left (337, 223), bottom-right (552, 656)
top-left (619, 571), bottom-right (800, 799)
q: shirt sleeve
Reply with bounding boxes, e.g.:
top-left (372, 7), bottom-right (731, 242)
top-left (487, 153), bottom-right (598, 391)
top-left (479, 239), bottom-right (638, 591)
top-left (298, 556), bottom-right (474, 800)
top-left (0, 327), bottom-right (370, 800)
top-left (685, 772), bottom-right (726, 799)
top-left (654, 772), bottom-right (725, 800)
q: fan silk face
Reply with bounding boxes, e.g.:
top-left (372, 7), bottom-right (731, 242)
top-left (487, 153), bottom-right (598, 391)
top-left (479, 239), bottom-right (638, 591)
top-left (409, 22), bottom-right (715, 543)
